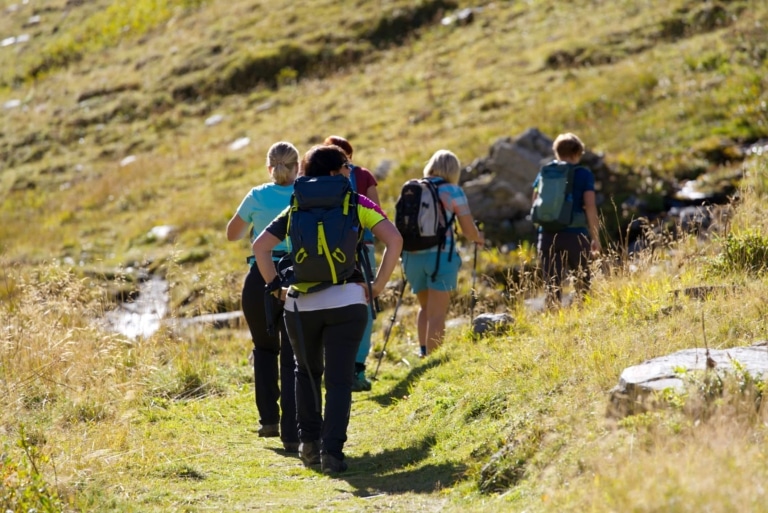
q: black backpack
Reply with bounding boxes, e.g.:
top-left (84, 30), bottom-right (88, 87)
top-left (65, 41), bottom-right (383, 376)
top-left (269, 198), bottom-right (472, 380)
top-left (395, 177), bottom-right (455, 281)
top-left (287, 175), bottom-right (362, 292)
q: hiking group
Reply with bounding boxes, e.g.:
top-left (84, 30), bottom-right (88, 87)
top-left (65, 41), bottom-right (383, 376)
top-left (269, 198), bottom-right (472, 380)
top-left (227, 132), bottom-right (599, 474)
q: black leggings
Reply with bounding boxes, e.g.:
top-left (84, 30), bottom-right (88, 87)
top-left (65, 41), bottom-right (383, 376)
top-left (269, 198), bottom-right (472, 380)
top-left (284, 303), bottom-right (367, 460)
top-left (241, 264), bottom-right (297, 444)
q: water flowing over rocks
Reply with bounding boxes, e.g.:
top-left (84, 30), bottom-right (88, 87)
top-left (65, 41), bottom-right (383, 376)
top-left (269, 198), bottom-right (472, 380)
top-left (101, 277), bottom-right (245, 339)
top-left (102, 276), bottom-right (169, 340)
top-left (98, 264), bottom-right (243, 339)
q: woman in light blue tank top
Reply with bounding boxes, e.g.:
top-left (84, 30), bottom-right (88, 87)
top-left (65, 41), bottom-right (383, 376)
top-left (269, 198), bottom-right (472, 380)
top-left (226, 141), bottom-right (299, 452)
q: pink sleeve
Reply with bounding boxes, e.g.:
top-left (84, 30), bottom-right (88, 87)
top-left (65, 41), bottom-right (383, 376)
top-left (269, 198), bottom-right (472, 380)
top-left (358, 194), bottom-right (388, 219)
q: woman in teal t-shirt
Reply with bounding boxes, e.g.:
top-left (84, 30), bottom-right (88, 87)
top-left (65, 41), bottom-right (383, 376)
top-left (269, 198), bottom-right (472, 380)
top-left (226, 141), bottom-right (299, 452)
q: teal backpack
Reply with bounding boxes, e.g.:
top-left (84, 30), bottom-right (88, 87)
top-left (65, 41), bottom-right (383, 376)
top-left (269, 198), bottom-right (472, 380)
top-left (530, 161), bottom-right (586, 232)
top-left (286, 175), bottom-right (363, 293)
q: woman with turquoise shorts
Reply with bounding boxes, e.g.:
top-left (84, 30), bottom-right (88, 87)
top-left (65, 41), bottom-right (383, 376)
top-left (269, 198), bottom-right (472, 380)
top-left (402, 150), bottom-right (484, 357)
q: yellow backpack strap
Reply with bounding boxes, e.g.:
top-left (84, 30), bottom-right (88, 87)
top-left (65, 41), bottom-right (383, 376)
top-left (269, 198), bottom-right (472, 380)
top-left (286, 196), bottom-right (298, 234)
top-left (342, 191), bottom-right (351, 215)
top-left (316, 222), bottom-right (338, 283)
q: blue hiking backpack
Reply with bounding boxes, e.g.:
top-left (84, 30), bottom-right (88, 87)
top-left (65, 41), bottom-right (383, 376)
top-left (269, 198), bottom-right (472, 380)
top-left (530, 161), bottom-right (586, 232)
top-left (287, 175), bottom-right (362, 292)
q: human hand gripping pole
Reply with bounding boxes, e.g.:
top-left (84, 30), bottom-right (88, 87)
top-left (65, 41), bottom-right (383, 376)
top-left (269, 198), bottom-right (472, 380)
top-left (263, 282), bottom-right (282, 337)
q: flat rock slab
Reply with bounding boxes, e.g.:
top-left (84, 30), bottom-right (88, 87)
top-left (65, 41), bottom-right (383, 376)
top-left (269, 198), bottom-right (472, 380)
top-left (172, 311), bottom-right (244, 330)
top-left (609, 342), bottom-right (768, 418)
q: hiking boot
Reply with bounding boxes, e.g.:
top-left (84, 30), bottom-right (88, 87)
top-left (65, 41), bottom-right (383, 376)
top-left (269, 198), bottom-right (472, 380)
top-left (351, 370), bottom-right (372, 392)
top-left (299, 441), bottom-right (320, 466)
top-left (257, 424), bottom-right (280, 438)
top-left (321, 453), bottom-right (348, 474)
top-left (283, 442), bottom-right (300, 453)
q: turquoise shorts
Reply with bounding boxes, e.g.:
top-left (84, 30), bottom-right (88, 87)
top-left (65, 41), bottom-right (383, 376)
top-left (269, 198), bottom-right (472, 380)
top-left (402, 249), bottom-right (461, 294)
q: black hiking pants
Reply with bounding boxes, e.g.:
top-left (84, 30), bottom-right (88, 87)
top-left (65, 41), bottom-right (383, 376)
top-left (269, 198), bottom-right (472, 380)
top-left (241, 263), bottom-right (298, 444)
top-left (284, 303), bottom-right (367, 461)
top-left (537, 231), bottom-right (592, 305)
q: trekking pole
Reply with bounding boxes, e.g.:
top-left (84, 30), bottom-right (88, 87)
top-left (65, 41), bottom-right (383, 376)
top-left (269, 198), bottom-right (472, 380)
top-left (372, 272), bottom-right (407, 380)
top-left (290, 296), bottom-right (321, 413)
top-left (470, 221), bottom-right (482, 319)
top-left (470, 243), bottom-right (478, 319)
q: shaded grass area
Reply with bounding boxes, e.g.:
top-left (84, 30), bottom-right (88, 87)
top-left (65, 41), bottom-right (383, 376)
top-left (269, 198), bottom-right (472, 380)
top-left (370, 356), bottom-right (446, 407)
top-left (176, 0), bottom-right (459, 99)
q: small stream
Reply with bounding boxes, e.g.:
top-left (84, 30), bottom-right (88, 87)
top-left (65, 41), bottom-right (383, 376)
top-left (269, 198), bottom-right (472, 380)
top-left (100, 275), bottom-right (243, 339)
top-left (102, 276), bottom-right (169, 339)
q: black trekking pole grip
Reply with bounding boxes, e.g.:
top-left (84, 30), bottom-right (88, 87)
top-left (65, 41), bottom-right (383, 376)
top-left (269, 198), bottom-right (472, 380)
top-left (263, 275), bottom-right (284, 337)
top-left (474, 219), bottom-right (484, 237)
top-left (264, 289), bottom-right (276, 337)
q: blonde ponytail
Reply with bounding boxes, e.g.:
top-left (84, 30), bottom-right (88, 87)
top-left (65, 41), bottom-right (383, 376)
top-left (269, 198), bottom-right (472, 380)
top-left (267, 141), bottom-right (299, 185)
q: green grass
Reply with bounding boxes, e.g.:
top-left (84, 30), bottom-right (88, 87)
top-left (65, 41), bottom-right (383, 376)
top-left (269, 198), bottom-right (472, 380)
top-left (2, 0), bottom-right (768, 510)
top-left (3, 219), bottom-right (768, 511)
top-left (14, 0), bottom-right (209, 80)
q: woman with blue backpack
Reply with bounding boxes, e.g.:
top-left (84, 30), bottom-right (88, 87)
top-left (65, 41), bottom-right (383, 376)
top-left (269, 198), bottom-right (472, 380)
top-left (226, 141), bottom-right (299, 453)
top-left (531, 132), bottom-right (602, 308)
top-left (252, 144), bottom-right (402, 474)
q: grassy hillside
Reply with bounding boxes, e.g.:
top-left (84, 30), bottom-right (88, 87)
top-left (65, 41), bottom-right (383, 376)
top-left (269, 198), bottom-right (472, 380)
top-left (2, 0), bottom-right (768, 511)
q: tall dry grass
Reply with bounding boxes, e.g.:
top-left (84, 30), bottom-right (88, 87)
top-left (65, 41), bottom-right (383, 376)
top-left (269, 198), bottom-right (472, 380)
top-left (1, 158), bottom-right (768, 510)
top-left (0, 260), bottom-right (243, 510)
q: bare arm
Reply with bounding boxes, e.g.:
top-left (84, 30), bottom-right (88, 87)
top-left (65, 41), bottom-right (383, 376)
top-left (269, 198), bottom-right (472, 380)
top-left (226, 214), bottom-right (249, 241)
top-left (365, 184), bottom-right (381, 206)
top-left (583, 190), bottom-right (602, 253)
top-left (370, 220), bottom-right (403, 298)
top-left (456, 213), bottom-right (484, 245)
top-left (252, 230), bottom-right (281, 286)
